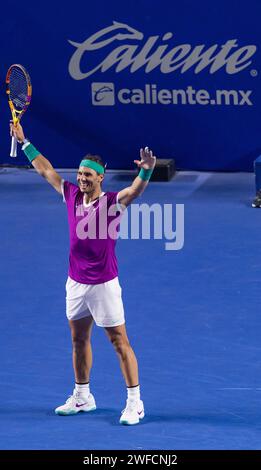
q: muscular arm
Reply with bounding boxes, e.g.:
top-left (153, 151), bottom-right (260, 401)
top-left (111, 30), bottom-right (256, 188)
top-left (11, 123), bottom-right (62, 194)
top-left (117, 147), bottom-right (156, 207)
top-left (30, 154), bottom-right (62, 194)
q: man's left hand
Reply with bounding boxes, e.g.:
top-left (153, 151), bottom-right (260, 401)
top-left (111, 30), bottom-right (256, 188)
top-left (134, 146), bottom-right (156, 170)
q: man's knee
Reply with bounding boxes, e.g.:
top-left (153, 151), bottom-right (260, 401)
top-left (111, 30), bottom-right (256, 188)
top-left (110, 335), bottom-right (131, 357)
top-left (71, 334), bottom-right (90, 350)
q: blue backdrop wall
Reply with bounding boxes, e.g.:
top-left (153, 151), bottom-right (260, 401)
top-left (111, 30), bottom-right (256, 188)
top-left (0, 0), bottom-right (260, 170)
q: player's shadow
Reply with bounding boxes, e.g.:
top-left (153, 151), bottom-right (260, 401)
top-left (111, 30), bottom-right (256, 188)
top-left (50, 407), bottom-right (118, 422)
top-left (78, 408), bottom-right (149, 426)
top-left (145, 412), bottom-right (259, 428)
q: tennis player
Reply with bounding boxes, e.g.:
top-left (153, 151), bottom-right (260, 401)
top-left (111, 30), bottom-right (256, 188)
top-left (11, 122), bottom-right (156, 425)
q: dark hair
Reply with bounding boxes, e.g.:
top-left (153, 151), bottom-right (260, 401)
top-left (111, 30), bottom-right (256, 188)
top-left (83, 154), bottom-right (106, 174)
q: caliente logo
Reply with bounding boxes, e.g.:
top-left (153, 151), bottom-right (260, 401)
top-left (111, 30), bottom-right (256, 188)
top-left (68, 21), bottom-right (257, 80)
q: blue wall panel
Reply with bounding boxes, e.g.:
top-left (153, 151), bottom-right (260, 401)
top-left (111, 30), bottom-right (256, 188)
top-left (0, 0), bottom-right (260, 170)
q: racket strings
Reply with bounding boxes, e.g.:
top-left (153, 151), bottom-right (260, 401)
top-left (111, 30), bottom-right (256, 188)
top-left (9, 67), bottom-right (29, 110)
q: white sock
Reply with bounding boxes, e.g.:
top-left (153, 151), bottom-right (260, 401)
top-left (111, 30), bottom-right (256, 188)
top-left (127, 385), bottom-right (140, 402)
top-left (75, 382), bottom-right (90, 398)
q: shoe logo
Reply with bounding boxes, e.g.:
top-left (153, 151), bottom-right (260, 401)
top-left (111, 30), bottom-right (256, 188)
top-left (138, 410), bottom-right (143, 415)
top-left (76, 402), bottom-right (88, 408)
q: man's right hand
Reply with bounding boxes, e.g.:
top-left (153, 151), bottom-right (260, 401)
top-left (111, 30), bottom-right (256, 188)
top-left (10, 122), bottom-right (25, 144)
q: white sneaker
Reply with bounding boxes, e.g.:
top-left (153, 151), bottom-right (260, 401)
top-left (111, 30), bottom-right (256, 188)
top-left (119, 400), bottom-right (145, 425)
top-left (55, 391), bottom-right (96, 416)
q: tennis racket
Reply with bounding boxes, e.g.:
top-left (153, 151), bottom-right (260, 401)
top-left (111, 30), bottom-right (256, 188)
top-left (6, 64), bottom-right (32, 157)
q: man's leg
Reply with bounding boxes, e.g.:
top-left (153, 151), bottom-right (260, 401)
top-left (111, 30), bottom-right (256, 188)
top-left (55, 316), bottom-right (96, 415)
top-left (104, 324), bottom-right (144, 425)
top-left (69, 316), bottom-right (94, 383)
top-left (104, 324), bottom-right (138, 386)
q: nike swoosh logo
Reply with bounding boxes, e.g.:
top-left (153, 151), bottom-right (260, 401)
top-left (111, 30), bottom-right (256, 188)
top-left (138, 410), bottom-right (144, 415)
top-left (76, 403), bottom-right (88, 408)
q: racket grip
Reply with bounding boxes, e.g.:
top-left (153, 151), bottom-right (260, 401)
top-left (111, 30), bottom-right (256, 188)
top-left (10, 136), bottom-right (17, 157)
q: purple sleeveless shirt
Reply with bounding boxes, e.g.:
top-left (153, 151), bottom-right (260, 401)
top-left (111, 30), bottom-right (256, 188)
top-left (63, 181), bottom-right (121, 285)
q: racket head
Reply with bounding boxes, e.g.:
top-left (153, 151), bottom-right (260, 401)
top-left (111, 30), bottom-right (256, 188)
top-left (6, 64), bottom-right (32, 123)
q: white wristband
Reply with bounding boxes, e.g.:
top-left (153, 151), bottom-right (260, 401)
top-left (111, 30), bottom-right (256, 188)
top-left (22, 139), bottom-right (31, 150)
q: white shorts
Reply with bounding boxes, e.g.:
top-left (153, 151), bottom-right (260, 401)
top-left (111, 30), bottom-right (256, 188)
top-left (65, 276), bottom-right (125, 327)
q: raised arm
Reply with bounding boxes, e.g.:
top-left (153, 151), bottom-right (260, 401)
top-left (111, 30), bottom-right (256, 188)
top-left (117, 147), bottom-right (156, 207)
top-left (11, 123), bottom-right (62, 194)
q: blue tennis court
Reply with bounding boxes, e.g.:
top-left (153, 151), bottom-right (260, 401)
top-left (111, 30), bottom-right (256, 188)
top-left (0, 168), bottom-right (260, 450)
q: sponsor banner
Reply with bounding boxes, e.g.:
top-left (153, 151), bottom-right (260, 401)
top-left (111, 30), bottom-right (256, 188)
top-left (91, 82), bottom-right (253, 107)
top-left (0, 1), bottom-right (260, 170)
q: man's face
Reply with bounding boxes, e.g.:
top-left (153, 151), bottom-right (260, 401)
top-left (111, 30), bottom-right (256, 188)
top-left (77, 166), bottom-right (103, 193)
